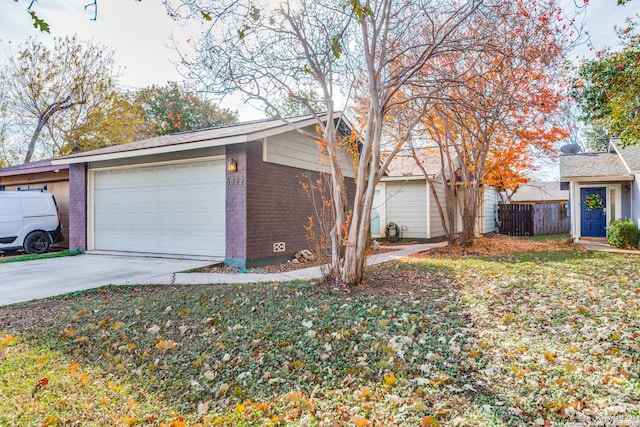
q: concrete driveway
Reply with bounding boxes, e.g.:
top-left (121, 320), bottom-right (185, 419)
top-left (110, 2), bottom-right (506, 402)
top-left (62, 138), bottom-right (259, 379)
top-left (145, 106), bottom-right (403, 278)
top-left (0, 253), bottom-right (214, 306)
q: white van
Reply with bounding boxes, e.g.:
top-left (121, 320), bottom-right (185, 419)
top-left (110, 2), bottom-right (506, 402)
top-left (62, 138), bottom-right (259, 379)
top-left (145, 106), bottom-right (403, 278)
top-left (0, 191), bottom-right (64, 254)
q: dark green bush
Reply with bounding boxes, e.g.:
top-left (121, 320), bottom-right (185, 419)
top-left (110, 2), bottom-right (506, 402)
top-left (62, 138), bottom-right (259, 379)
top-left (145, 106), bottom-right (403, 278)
top-left (606, 218), bottom-right (640, 249)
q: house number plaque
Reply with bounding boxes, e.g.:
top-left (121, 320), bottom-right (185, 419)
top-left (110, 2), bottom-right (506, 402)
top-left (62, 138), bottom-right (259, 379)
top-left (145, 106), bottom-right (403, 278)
top-left (226, 176), bottom-right (245, 185)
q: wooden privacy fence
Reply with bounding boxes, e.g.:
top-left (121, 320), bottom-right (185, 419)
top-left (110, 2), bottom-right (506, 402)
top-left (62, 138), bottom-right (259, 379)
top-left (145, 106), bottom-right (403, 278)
top-left (498, 202), bottom-right (569, 236)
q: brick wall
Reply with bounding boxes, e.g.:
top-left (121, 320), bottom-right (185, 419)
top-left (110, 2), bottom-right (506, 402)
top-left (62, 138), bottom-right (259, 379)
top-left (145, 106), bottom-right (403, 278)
top-left (225, 145), bottom-right (248, 265)
top-left (68, 163), bottom-right (87, 250)
top-left (245, 142), bottom-right (337, 264)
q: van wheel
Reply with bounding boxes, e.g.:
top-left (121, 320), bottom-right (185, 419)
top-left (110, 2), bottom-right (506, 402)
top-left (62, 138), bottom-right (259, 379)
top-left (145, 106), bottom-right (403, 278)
top-left (24, 231), bottom-right (50, 254)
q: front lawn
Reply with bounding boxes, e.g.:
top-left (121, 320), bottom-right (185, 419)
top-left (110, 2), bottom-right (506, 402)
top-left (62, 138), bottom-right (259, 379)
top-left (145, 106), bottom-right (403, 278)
top-left (0, 237), bottom-right (638, 426)
top-left (0, 249), bottom-right (82, 264)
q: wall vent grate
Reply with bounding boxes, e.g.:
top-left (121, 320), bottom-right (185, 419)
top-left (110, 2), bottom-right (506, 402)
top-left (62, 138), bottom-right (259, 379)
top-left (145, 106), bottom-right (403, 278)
top-left (273, 242), bottom-right (286, 253)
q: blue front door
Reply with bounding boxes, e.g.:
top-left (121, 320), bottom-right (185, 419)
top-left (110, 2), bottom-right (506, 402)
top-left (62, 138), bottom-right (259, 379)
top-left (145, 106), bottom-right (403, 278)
top-left (580, 187), bottom-right (607, 237)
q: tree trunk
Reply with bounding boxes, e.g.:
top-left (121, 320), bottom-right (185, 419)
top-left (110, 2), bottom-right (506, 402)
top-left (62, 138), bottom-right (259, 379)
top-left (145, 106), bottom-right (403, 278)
top-left (322, 111), bottom-right (350, 280)
top-left (24, 116), bottom-right (49, 163)
top-left (340, 103), bottom-right (384, 286)
top-left (459, 189), bottom-right (479, 247)
top-left (410, 142), bottom-right (457, 245)
top-left (23, 96), bottom-right (85, 163)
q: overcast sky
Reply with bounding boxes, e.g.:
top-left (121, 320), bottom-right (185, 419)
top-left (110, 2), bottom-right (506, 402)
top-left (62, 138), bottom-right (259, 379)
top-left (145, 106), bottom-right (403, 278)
top-left (0, 0), bottom-right (638, 121)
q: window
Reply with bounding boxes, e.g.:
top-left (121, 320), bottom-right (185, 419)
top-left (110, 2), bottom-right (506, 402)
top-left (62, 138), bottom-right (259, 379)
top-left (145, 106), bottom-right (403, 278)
top-left (609, 188), bottom-right (616, 223)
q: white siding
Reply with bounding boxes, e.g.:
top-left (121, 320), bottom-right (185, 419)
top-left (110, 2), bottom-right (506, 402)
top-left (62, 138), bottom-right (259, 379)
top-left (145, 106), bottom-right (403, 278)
top-left (264, 128), bottom-right (355, 177)
top-left (383, 180), bottom-right (427, 239)
top-left (569, 182), bottom-right (579, 238)
top-left (477, 186), bottom-right (498, 234)
top-left (428, 178), bottom-right (450, 239)
top-left (455, 190), bottom-right (465, 233)
top-left (633, 175), bottom-right (640, 229)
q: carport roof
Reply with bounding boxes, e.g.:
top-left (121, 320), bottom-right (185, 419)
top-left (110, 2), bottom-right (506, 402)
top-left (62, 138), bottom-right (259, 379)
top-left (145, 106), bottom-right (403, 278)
top-left (0, 159), bottom-right (69, 177)
top-left (52, 113), bottom-right (347, 165)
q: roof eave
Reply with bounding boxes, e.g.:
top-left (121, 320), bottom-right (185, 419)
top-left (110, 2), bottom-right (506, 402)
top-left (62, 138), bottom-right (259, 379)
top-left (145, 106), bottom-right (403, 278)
top-left (51, 113), bottom-right (340, 166)
top-left (248, 114), bottom-right (332, 140)
top-left (0, 164), bottom-right (69, 177)
top-left (380, 174), bottom-right (438, 182)
top-left (560, 175), bottom-right (634, 182)
top-left (51, 135), bottom-right (248, 165)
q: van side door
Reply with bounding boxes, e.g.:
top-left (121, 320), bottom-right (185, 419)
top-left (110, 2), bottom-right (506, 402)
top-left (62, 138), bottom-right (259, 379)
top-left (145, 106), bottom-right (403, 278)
top-left (0, 197), bottom-right (23, 244)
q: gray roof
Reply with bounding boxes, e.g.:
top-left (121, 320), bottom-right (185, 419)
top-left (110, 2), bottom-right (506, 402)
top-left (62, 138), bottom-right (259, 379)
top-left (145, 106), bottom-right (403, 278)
top-left (0, 159), bottom-right (53, 172)
top-left (614, 144), bottom-right (640, 173)
top-left (384, 149), bottom-right (447, 178)
top-left (510, 182), bottom-right (568, 202)
top-left (55, 113), bottom-right (337, 162)
top-left (559, 152), bottom-right (631, 179)
top-left (0, 158), bottom-right (69, 177)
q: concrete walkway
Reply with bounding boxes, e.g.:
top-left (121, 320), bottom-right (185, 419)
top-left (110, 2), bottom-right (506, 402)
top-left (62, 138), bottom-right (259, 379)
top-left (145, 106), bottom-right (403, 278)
top-left (137, 242), bottom-right (448, 285)
top-left (578, 237), bottom-right (640, 255)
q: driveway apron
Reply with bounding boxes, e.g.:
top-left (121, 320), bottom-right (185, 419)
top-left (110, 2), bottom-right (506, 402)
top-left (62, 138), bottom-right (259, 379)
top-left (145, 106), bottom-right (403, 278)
top-left (0, 254), bottom-right (213, 306)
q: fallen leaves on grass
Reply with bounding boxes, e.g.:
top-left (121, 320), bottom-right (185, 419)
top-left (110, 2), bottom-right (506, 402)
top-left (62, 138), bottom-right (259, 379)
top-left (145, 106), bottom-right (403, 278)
top-left (32, 376), bottom-right (48, 396)
top-left (155, 339), bottom-right (178, 351)
top-left (0, 235), bottom-right (638, 426)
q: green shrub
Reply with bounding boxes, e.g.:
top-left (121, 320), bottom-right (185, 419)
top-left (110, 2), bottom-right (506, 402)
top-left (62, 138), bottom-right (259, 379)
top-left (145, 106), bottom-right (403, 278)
top-left (606, 218), bottom-right (640, 249)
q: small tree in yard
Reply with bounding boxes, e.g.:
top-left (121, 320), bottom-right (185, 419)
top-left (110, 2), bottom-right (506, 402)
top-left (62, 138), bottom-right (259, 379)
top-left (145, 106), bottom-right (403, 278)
top-left (409, 0), bottom-right (570, 246)
top-left (167, 0), bottom-right (483, 285)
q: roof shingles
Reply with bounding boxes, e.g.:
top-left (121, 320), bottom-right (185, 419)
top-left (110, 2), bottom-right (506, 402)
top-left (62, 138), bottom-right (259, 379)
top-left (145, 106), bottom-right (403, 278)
top-left (55, 114), bottom-right (326, 160)
top-left (384, 149), bottom-right (447, 178)
top-left (559, 152), bottom-right (630, 179)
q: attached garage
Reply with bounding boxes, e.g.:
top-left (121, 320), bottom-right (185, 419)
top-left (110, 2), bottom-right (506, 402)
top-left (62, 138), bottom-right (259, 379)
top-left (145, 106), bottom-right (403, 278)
top-left (90, 158), bottom-right (225, 257)
top-left (47, 113), bottom-right (354, 267)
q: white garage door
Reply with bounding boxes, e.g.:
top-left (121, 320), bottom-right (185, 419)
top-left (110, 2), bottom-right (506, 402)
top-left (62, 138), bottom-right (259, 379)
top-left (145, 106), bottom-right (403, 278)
top-left (93, 159), bottom-right (225, 257)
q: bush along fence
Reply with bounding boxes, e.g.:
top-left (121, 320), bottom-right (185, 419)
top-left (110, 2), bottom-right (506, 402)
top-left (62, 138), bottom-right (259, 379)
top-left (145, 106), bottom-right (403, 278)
top-left (498, 202), bottom-right (569, 236)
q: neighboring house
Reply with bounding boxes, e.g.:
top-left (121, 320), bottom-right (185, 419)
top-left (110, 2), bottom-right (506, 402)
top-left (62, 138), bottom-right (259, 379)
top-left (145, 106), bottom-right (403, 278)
top-left (506, 182), bottom-right (568, 204)
top-left (0, 159), bottom-right (70, 248)
top-left (371, 151), bottom-right (497, 241)
top-left (560, 138), bottom-right (637, 240)
top-left (35, 113), bottom-right (354, 267)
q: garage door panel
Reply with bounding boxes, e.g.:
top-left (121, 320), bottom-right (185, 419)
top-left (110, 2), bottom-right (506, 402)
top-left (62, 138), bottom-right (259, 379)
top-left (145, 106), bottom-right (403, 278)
top-left (93, 160), bottom-right (225, 257)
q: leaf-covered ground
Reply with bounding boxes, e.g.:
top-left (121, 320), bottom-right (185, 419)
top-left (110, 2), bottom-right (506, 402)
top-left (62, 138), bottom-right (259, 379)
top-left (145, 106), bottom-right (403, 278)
top-left (0, 236), bottom-right (639, 426)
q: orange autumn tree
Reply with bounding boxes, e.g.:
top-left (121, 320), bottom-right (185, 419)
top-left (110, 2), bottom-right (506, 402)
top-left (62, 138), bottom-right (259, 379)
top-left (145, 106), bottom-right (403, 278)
top-left (483, 140), bottom-right (532, 203)
top-left (483, 115), bottom-right (568, 203)
top-left (409, 0), bottom-right (570, 246)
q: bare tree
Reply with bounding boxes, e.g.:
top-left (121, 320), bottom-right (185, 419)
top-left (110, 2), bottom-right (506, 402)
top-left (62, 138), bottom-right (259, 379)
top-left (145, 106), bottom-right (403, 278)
top-left (1, 36), bottom-right (121, 163)
top-left (168, 0), bottom-right (483, 284)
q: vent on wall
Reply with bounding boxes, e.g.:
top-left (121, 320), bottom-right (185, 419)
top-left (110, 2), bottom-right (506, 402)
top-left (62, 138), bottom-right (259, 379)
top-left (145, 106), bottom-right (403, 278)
top-left (273, 242), bottom-right (286, 253)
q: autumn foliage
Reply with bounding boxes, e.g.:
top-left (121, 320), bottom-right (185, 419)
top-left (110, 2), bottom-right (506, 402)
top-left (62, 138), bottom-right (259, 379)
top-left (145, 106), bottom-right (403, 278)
top-left (571, 18), bottom-right (640, 146)
top-left (397, 0), bottom-right (571, 245)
